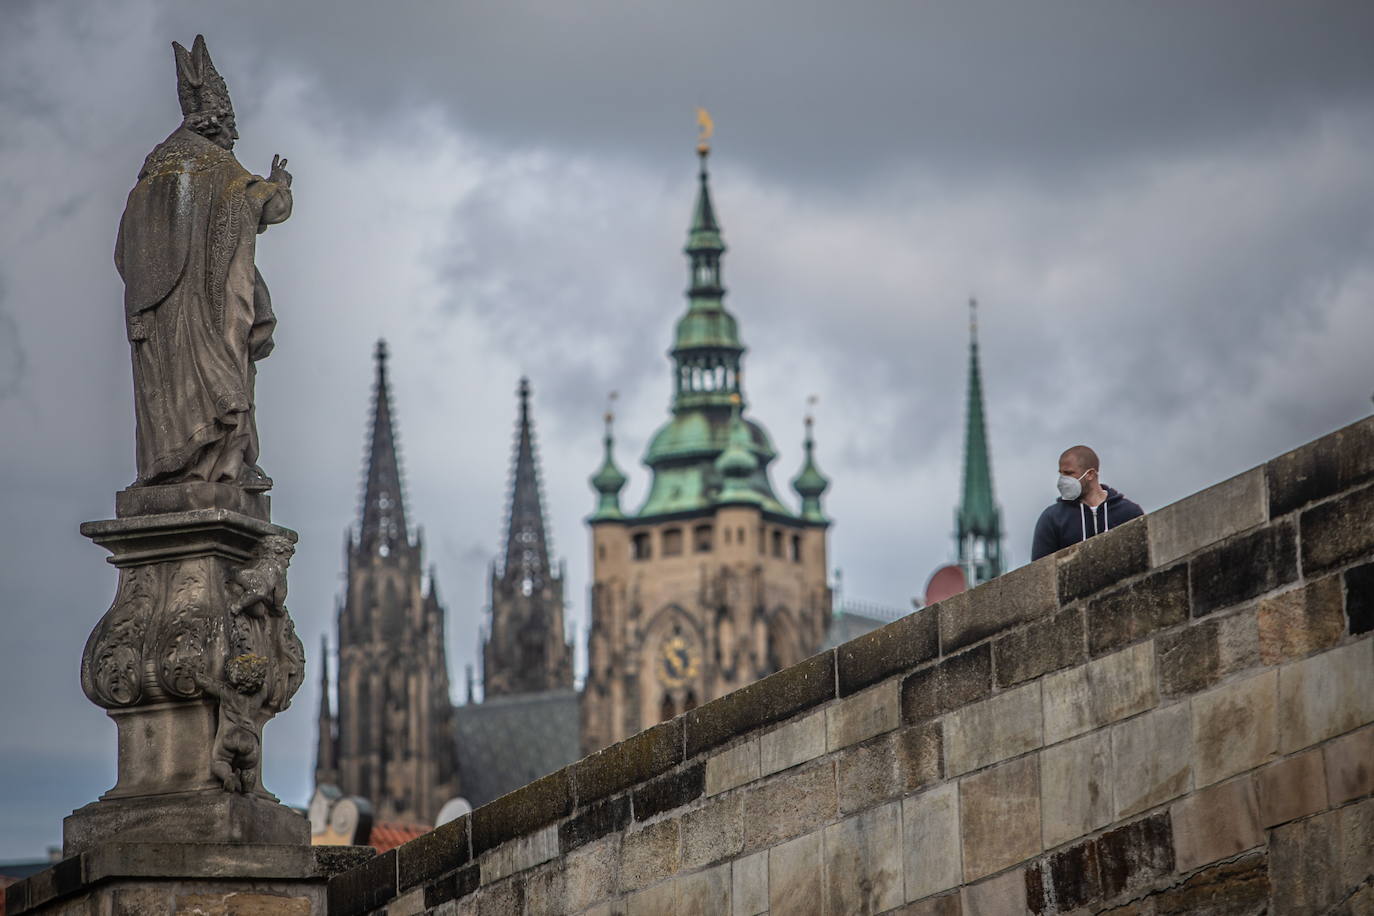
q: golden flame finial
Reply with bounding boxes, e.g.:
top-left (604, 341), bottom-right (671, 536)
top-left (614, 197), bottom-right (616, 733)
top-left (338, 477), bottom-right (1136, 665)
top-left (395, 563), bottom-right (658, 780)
top-left (696, 107), bottom-right (714, 155)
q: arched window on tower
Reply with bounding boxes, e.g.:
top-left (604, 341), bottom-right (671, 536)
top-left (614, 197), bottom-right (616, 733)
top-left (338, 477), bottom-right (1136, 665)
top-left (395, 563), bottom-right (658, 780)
top-left (632, 532), bottom-right (652, 560)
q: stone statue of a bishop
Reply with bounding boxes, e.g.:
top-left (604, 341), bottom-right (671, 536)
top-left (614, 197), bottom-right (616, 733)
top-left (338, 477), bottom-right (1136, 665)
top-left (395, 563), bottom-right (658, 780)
top-left (115, 34), bottom-right (292, 489)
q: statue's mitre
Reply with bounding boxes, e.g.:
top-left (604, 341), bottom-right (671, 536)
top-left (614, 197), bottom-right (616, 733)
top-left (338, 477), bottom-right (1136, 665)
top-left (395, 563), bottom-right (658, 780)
top-left (172, 34), bottom-right (233, 117)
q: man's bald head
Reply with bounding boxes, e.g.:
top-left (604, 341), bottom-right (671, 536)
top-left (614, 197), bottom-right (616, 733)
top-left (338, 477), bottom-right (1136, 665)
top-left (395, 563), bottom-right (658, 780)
top-left (1060, 445), bottom-right (1100, 475)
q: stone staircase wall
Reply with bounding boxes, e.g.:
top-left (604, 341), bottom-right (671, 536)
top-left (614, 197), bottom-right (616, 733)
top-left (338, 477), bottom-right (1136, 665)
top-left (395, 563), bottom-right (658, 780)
top-left (328, 416), bottom-right (1374, 915)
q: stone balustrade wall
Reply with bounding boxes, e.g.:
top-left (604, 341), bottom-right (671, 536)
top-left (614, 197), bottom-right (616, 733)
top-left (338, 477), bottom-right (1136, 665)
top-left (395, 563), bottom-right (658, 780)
top-left (328, 416), bottom-right (1374, 916)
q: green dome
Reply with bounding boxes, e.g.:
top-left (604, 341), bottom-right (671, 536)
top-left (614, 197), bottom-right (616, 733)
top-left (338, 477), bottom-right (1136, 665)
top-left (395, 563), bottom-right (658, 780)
top-left (644, 410), bottom-right (777, 467)
top-left (672, 302), bottom-right (742, 353)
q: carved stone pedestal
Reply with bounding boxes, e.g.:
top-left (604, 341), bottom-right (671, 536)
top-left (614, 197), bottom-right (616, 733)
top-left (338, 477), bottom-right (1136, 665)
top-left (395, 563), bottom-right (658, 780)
top-left (68, 483), bottom-right (307, 855)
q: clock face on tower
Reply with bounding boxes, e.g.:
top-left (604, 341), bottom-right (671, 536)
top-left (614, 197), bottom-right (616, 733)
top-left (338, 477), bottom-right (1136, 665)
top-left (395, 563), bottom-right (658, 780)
top-left (658, 633), bottom-right (700, 688)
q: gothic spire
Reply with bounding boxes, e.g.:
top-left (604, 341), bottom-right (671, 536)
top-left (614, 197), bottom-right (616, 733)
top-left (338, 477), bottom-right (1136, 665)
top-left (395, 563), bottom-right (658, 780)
top-left (314, 634), bottom-right (336, 781)
top-left (357, 339), bottom-right (409, 555)
top-left (957, 299), bottom-right (1004, 584)
top-left (500, 377), bottom-right (553, 591)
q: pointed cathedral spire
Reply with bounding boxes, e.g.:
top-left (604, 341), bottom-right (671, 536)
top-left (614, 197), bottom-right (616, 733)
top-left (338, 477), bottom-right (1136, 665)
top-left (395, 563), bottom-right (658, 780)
top-left (314, 634), bottom-right (337, 784)
top-left (357, 340), bottom-right (409, 555)
top-left (500, 377), bottom-right (553, 591)
top-left (957, 299), bottom-right (1004, 584)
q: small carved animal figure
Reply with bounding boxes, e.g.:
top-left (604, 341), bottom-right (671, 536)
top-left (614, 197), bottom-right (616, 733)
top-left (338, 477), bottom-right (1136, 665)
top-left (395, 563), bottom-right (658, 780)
top-left (197, 653), bottom-right (270, 793)
top-left (230, 535), bottom-right (294, 618)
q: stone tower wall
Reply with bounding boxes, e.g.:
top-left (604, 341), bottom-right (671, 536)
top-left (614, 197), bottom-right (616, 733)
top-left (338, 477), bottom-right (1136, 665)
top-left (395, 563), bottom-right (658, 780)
top-left (324, 416), bottom-right (1374, 915)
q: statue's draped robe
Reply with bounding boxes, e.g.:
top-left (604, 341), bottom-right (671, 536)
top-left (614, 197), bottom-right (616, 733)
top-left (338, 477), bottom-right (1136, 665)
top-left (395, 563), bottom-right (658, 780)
top-left (115, 127), bottom-right (291, 485)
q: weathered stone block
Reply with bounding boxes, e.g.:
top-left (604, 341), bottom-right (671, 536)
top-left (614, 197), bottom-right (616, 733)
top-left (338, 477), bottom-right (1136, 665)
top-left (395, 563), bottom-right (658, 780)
top-left (619, 819), bottom-right (679, 892)
top-left (901, 645), bottom-right (992, 722)
top-left (481, 825), bottom-right (558, 884)
top-left (837, 721), bottom-right (943, 814)
top-left (961, 868), bottom-right (1027, 916)
top-left (837, 606), bottom-right (938, 695)
top-left (960, 755), bottom-right (1041, 882)
top-left (1190, 521), bottom-right (1298, 617)
top-left (1087, 564), bottom-right (1190, 657)
top-left (327, 848), bottom-right (397, 916)
top-left (471, 768), bottom-right (573, 856)
top-left (388, 887), bottom-right (425, 916)
top-left (1255, 749), bottom-right (1327, 828)
top-left (1191, 670), bottom-right (1278, 787)
top-left (1112, 703), bottom-right (1191, 818)
top-left (994, 608), bottom-right (1085, 688)
top-left (824, 802), bottom-right (903, 915)
top-left (1324, 724), bottom-right (1374, 806)
top-left (1258, 578), bottom-right (1346, 665)
top-left (945, 681), bottom-right (1042, 776)
top-left (1278, 638), bottom-right (1374, 753)
top-left (1043, 641), bottom-right (1156, 744)
top-left (423, 864), bottom-right (479, 911)
top-left (632, 763), bottom-right (704, 822)
top-left (1347, 562), bottom-right (1374, 635)
top-left (1172, 778), bottom-right (1262, 872)
top-left (731, 850), bottom-right (768, 916)
top-left (626, 878), bottom-right (676, 916)
top-left (705, 738), bottom-right (760, 796)
top-left (1302, 483), bottom-right (1374, 576)
top-left (1025, 812), bottom-right (1173, 913)
top-left (903, 782), bottom-right (962, 902)
top-left (1266, 416), bottom-right (1374, 516)
top-left (574, 720), bottom-right (684, 806)
top-left (1156, 610), bottom-right (1258, 700)
top-left (1269, 795), bottom-right (1374, 913)
top-left (945, 560), bottom-right (1058, 653)
top-left (1040, 730), bottom-right (1112, 849)
top-left (677, 863), bottom-right (730, 916)
top-left (759, 709), bottom-right (826, 778)
top-left (1135, 852), bottom-right (1268, 916)
top-left (397, 813), bottom-right (469, 891)
top-left (560, 796), bottom-right (631, 855)
top-left (769, 831), bottom-right (823, 916)
top-left (1058, 516), bottom-right (1150, 605)
top-left (680, 795), bottom-right (743, 870)
top-left (889, 893), bottom-right (962, 915)
top-left (1150, 469), bottom-right (1268, 567)
top-left (742, 761), bottom-right (836, 852)
top-left (827, 678), bottom-right (899, 751)
top-left (685, 651), bottom-right (835, 757)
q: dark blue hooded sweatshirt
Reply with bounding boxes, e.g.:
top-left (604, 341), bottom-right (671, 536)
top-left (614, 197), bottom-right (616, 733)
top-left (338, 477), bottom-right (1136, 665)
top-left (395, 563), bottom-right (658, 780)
top-left (1031, 486), bottom-right (1144, 561)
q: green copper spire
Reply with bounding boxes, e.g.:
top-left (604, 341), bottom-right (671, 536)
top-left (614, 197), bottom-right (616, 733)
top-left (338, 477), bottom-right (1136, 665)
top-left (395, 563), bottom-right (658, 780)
top-left (791, 405), bottom-right (830, 524)
top-left (638, 133), bottom-right (791, 519)
top-left (956, 298), bottom-right (1004, 584)
top-left (589, 399), bottom-right (628, 522)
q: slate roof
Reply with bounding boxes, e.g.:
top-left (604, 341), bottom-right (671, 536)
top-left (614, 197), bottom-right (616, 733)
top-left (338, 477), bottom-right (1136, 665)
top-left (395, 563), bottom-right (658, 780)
top-left (453, 688), bottom-right (582, 809)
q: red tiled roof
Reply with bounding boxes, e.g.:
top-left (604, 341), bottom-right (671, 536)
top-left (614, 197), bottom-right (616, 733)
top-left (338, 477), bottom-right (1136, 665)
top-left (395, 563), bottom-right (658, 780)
top-left (368, 821), bottom-right (431, 853)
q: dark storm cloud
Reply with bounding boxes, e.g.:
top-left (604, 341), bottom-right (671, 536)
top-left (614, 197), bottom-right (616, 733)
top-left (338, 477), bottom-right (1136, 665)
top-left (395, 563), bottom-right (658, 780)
top-left (155, 0), bottom-right (1374, 184)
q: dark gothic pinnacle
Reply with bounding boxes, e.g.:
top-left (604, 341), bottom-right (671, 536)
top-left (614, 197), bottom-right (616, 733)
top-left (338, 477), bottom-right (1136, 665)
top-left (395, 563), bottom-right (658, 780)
top-left (500, 377), bottom-right (553, 590)
top-left (357, 339), bottom-right (409, 555)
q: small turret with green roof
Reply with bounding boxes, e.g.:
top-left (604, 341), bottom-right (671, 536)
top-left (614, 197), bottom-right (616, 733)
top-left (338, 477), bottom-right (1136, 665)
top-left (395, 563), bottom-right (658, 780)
top-left (716, 396), bottom-right (763, 506)
top-left (791, 406), bottom-right (830, 524)
top-left (589, 403), bottom-right (628, 522)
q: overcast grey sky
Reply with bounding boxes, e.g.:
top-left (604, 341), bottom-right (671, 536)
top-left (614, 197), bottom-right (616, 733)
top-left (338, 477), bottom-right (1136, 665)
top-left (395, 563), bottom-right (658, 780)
top-left (2, 0), bottom-right (1372, 858)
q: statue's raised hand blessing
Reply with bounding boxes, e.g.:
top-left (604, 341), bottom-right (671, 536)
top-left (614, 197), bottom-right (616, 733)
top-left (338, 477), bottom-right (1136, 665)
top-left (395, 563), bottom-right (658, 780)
top-left (269, 154), bottom-right (291, 188)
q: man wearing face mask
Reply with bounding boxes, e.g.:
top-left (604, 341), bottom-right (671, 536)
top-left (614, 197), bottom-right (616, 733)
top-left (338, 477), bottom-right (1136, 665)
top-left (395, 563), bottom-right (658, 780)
top-left (1031, 445), bottom-right (1144, 561)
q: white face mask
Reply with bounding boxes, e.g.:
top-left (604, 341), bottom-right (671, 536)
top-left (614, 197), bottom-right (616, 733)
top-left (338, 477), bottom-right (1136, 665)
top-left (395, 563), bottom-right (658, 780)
top-left (1057, 469), bottom-right (1089, 501)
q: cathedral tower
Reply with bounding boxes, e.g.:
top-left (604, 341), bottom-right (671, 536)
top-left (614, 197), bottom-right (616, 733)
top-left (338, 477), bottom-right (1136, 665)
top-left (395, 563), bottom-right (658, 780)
top-left (581, 140), bottom-right (831, 754)
top-left (320, 341), bottom-right (459, 824)
top-left (482, 378), bottom-right (574, 696)
top-left (956, 299), bottom-right (1004, 585)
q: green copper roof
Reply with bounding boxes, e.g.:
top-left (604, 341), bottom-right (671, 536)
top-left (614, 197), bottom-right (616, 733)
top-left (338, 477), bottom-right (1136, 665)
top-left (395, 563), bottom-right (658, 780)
top-left (589, 411), bottom-right (628, 522)
top-left (957, 299), bottom-right (1004, 583)
top-left (791, 416), bottom-right (830, 524)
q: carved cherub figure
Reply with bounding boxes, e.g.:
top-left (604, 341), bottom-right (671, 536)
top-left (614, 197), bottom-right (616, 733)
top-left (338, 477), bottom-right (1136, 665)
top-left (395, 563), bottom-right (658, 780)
top-left (230, 535), bottom-right (294, 617)
top-left (196, 653), bottom-right (270, 792)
